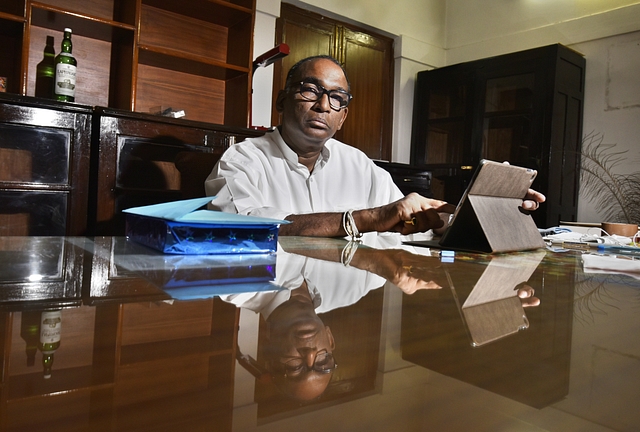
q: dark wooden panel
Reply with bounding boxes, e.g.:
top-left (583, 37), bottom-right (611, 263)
top-left (339, 27), bottom-right (393, 160)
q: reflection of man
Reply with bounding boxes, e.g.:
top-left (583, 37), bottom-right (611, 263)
top-left (281, 236), bottom-right (542, 306)
top-left (222, 243), bottom-right (385, 400)
top-left (263, 281), bottom-right (337, 401)
top-left (206, 55), bottom-right (545, 238)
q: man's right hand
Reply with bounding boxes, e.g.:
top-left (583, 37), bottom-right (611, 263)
top-left (355, 193), bottom-right (456, 235)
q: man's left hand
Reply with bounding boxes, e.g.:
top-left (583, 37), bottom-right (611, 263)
top-left (522, 188), bottom-right (545, 211)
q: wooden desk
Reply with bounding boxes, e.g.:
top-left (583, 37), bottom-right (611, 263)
top-left (0, 236), bottom-right (638, 431)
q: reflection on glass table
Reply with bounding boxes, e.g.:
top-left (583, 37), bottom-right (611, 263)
top-left (0, 235), bottom-right (638, 431)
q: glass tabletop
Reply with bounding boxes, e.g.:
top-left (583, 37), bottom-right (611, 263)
top-left (0, 235), bottom-right (637, 431)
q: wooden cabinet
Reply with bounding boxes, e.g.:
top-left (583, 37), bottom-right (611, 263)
top-left (0, 0), bottom-right (255, 127)
top-left (0, 93), bottom-right (92, 236)
top-left (0, 94), bottom-right (263, 236)
top-left (90, 107), bottom-right (264, 235)
top-left (411, 44), bottom-right (586, 227)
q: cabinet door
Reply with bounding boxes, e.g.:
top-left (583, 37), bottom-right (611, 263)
top-left (412, 67), bottom-right (474, 166)
top-left (0, 98), bottom-right (91, 235)
top-left (91, 109), bottom-right (263, 236)
top-left (474, 53), bottom-right (548, 174)
top-left (411, 66), bottom-right (476, 202)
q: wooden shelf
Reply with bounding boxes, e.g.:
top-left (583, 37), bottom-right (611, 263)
top-left (6, 366), bottom-right (111, 400)
top-left (0, 11), bottom-right (25, 23)
top-left (119, 336), bottom-right (234, 365)
top-left (33, 0), bottom-right (137, 25)
top-left (143, 0), bottom-right (253, 27)
top-left (138, 46), bottom-right (248, 79)
top-left (0, 0), bottom-right (25, 18)
top-left (31, 3), bottom-right (136, 40)
top-left (6, 0), bottom-right (255, 127)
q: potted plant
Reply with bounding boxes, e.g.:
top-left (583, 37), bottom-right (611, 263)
top-left (580, 131), bottom-right (640, 226)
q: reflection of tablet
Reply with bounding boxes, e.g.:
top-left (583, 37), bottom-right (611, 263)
top-left (406, 160), bottom-right (545, 253)
top-left (449, 251), bottom-right (546, 346)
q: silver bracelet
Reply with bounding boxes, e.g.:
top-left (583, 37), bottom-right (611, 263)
top-left (342, 211), bottom-right (352, 238)
top-left (343, 209), bottom-right (362, 241)
top-left (340, 240), bottom-right (359, 266)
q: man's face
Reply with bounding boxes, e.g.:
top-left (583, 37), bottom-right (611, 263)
top-left (277, 58), bottom-right (349, 156)
top-left (265, 286), bottom-right (336, 400)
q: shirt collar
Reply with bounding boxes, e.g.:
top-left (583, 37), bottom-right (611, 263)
top-left (272, 127), bottom-right (331, 171)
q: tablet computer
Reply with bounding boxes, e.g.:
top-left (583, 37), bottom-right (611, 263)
top-left (405, 160), bottom-right (545, 253)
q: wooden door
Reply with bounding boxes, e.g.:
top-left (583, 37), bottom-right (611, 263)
top-left (273, 4), bottom-right (393, 161)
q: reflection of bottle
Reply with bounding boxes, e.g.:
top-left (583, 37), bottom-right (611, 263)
top-left (20, 311), bottom-right (41, 367)
top-left (39, 309), bottom-right (62, 379)
top-left (54, 28), bottom-right (77, 102)
top-left (35, 36), bottom-right (55, 99)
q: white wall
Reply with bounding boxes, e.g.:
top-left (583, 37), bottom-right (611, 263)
top-left (251, 0), bottom-right (280, 128)
top-left (252, 0), bottom-right (640, 222)
top-left (444, 1), bottom-right (640, 63)
top-left (573, 31), bottom-right (640, 223)
top-left (444, 1), bottom-right (640, 223)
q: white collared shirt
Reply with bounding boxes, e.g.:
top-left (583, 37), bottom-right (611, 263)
top-left (204, 128), bottom-right (404, 220)
top-left (218, 247), bottom-right (386, 318)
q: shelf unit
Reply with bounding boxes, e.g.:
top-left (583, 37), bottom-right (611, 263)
top-left (411, 44), bottom-right (586, 227)
top-left (1, 0), bottom-right (255, 126)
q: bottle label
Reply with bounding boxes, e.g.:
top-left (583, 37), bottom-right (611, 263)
top-left (40, 310), bottom-right (62, 344)
top-left (55, 60), bottom-right (77, 97)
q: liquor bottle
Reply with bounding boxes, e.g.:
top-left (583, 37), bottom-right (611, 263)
top-left (54, 28), bottom-right (77, 102)
top-left (20, 310), bottom-right (41, 367)
top-left (39, 309), bottom-right (62, 379)
top-left (35, 36), bottom-right (56, 99)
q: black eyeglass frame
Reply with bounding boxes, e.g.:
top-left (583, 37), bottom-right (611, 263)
top-left (279, 349), bottom-right (337, 378)
top-left (295, 81), bottom-right (352, 111)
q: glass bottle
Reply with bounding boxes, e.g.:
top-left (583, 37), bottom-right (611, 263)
top-left (39, 309), bottom-right (62, 379)
top-left (35, 36), bottom-right (56, 99)
top-left (54, 28), bottom-right (77, 102)
top-left (20, 310), bottom-right (41, 367)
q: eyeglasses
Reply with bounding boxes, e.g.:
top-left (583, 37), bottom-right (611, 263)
top-left (296, 81), bottom-right (352, 111)
top-left (279, 349), bottom-right (337, 378)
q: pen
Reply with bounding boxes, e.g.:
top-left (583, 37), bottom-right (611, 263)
top-left (596, 244), bottom-right (640, 256)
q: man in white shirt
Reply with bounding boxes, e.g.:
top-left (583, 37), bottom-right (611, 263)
top-left (205, 55), bottom-right (544, 238)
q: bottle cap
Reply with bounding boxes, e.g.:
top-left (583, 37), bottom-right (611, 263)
top-left (64, 28), bottom-right (72, 33)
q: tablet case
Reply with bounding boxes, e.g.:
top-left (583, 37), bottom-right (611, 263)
top-left (407, 160), bottom-right (546, 253)
top-left (449, 250), bottom-right (546, 346)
